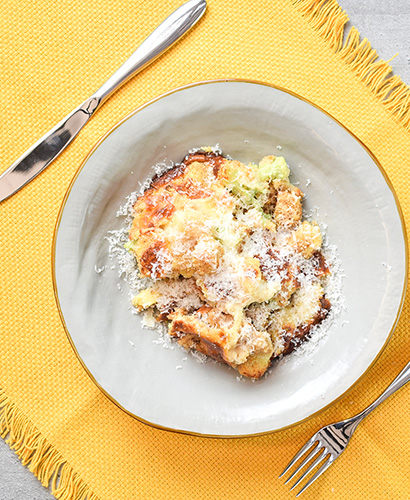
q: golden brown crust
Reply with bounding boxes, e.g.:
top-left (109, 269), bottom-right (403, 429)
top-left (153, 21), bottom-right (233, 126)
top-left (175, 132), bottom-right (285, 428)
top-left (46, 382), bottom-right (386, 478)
top-left (168, 306), bottom-right (234, 351)
top-left (168, 305), bottom-right (274, 377)
top-left (237, 351), bottom-right (273, 379)
top-left (182, 151), bottom-right (226, 176)
top-left (150, 164), bottom-right (187, 189)
top-left (128, 152), bottom-right (332, 379)
top-left (311, 250), bottom-right (331, 278)
top-left (280, 296), bottom-right (331, 355)
top-left (139, 241), bottom-right (171, 278)
top-left (173, 178), bottom-right (213, 199)
top-left (129, 154), bottom-right (232, 279)
top-left (177, 334), bottom-right (227, 365)
top-left (285, 221), bottom-right (322, 259)
top-left (258, 249), bottom-right (301, 307)
top-left (131, 190), bottom-right (176, 235)
top-left (169, 311), bottom-right (232, 366)
top-left (274, 189), bottom-right (303, 229)
top-left (263, 180), bottom-right (304, 229)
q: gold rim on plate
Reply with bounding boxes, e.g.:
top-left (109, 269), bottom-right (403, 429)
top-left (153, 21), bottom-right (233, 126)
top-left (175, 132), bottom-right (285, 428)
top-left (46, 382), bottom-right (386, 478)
top-left (52, 78), bottom-right (408, 438)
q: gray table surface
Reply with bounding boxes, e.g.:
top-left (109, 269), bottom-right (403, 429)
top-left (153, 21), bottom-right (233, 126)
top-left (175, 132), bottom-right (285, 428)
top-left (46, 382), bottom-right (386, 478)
top-left (1, 1), bottom-right (409, 499)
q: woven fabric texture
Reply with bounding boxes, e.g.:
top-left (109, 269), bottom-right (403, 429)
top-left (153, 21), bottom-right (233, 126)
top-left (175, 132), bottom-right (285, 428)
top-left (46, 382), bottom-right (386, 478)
top-left (1, 0), bottom-right (410, 499)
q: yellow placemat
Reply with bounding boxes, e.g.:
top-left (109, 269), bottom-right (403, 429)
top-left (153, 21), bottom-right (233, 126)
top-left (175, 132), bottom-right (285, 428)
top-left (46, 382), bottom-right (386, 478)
top-left (1, 0), bottom-right (410, 498)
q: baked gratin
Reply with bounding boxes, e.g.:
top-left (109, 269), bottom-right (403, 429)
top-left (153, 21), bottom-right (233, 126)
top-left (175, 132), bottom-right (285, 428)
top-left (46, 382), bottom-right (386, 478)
top-left (126, 150), bottom-right (331, 379)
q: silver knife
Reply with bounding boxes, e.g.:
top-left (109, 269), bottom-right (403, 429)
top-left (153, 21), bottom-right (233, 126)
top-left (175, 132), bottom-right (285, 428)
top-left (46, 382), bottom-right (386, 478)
top-left (0, 0), bottom-right (206, 203)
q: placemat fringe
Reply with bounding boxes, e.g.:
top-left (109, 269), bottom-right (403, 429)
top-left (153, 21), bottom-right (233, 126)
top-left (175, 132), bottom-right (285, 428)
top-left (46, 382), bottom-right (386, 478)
top-left (0, 388), bottom-right (99, 500)
top-left (293, 0), bottom-right (410, 131)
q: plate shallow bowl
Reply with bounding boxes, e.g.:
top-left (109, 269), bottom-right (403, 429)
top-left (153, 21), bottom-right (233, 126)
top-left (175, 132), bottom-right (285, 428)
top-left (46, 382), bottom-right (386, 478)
top-left (53, 80), bottom-right (407, 437)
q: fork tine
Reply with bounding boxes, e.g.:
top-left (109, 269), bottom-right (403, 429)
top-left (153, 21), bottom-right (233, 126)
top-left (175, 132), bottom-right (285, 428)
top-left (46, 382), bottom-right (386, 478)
top-left (290, 449), bottom-right (327, 491)
top-left (295, 457), bottom-right (333, 497)
top-left (279, 437), bottom-right (318, 478)
top-left (284, 444), bottom-right (320, 485)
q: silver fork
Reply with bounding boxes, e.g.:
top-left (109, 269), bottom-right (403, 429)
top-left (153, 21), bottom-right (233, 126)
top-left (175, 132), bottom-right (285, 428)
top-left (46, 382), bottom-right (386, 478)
top-left (280, 359), bottom-right (410, 496)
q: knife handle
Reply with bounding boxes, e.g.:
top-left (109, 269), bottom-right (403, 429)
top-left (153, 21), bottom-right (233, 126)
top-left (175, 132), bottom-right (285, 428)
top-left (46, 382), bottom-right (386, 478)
top-left (93, 0), bottom-right (206, 104)
top-left (0, 0), bottom-right (206, 202)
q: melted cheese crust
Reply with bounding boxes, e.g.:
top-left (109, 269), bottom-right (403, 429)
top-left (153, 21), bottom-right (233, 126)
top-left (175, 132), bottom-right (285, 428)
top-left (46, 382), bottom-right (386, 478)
top-left (128, 151), bottom-right (331, 379)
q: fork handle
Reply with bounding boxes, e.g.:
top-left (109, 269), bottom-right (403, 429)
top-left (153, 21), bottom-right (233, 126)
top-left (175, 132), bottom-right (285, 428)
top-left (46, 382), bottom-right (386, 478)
top-left (353, 359), bottom-right (410, 425)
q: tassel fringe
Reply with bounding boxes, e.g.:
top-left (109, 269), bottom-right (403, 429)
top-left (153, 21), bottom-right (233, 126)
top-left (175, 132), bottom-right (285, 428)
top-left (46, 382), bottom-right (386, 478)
top-left (0, 389), bottom-right (99, 500)
top-left (1, 5), bottom-right (409, 498)
top-left (293, 0), bottom-right (410, 131)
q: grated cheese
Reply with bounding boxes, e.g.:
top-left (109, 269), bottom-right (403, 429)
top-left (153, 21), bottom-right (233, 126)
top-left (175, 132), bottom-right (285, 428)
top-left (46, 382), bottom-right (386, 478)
top-left (107, 149), bottom-right (345, 378)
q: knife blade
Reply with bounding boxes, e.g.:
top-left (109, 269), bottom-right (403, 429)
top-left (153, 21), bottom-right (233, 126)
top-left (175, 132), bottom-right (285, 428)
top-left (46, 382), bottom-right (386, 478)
top-left (0, 0), bottom-right (206, 203)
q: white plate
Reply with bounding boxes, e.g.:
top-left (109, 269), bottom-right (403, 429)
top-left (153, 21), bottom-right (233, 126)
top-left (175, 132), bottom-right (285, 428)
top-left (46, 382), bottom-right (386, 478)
top-left (53, 80), bottom-right (407, 437)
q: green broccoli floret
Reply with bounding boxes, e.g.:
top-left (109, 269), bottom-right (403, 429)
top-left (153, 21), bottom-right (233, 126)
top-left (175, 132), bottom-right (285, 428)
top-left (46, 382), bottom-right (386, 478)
top-left (258, 156), bottom-right (290, 181)
top-left (124, 239), bottom-right (138, 252)
top-left (222, 163), bottom-right (265, 206)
